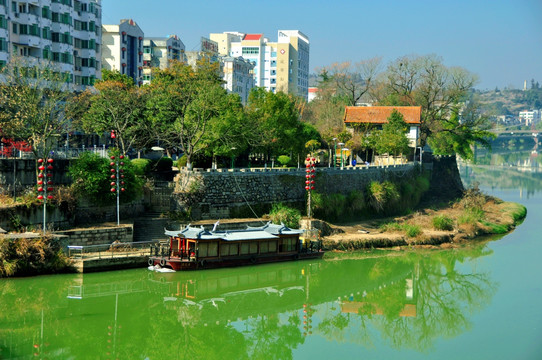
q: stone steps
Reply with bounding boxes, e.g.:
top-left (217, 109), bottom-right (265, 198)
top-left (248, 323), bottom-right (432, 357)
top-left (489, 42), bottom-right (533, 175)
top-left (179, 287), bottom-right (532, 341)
top-left (133, 212), bottom-right (173, 243)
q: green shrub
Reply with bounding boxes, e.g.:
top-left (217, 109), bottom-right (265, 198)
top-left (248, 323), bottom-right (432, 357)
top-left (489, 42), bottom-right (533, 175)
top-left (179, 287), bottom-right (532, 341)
top-left (131, 158), bottom-right (151, 176)
top-left (268, 203), bottom-right (301, 229)
top-left (458, 208), bottom-right (484, 225)
top-left (154, 157), bottom-right (173, 172)
top-left (177, 155), bottom-right (187, 168)
top-left (432, 215), bottom-right (454, 231)
top-left (68, 151), bottom-right (143, 206)
top-left (277, 155), bottom-right (291, 167)
top-left (404, 224), bottom-right (421, 238)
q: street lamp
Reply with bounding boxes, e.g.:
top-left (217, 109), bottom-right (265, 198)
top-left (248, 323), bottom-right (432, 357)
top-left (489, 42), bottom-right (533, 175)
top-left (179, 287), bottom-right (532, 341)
top-left (338, 142), bottom-right (344, 169)
top-left (332, 138), bottom-right (337, 168)
top-left (230, 147), bottom-right (236, 169)
top-left (342, 147), bottom-right (349, 169)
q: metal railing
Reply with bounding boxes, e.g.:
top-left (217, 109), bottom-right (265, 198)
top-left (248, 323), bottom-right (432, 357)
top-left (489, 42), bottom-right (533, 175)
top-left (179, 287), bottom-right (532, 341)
top-left (68, 241), bottom-right (157, 261)
top-left (0, 146), bottom-right (111, 159)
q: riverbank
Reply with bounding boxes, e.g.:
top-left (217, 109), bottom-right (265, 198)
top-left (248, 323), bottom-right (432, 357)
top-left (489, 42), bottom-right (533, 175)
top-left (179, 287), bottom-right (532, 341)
top-left (321, 188), bottom-right (527, 252)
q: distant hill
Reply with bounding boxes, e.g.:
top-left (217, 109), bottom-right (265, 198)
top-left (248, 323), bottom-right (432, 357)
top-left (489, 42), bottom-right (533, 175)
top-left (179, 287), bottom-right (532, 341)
top-left (474, 86), bottom-right (542, 117)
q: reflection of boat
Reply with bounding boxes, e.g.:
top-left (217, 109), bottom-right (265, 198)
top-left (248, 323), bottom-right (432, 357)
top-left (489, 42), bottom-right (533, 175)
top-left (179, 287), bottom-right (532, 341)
top-left (148, 222), bottom-right (323, 271)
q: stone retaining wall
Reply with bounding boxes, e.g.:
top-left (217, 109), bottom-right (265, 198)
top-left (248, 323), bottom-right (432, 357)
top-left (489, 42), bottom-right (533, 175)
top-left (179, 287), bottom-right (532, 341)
top-left (55, 224), bottom-right (133, 246)
top-left (173, 164), bottom-right (418, 219)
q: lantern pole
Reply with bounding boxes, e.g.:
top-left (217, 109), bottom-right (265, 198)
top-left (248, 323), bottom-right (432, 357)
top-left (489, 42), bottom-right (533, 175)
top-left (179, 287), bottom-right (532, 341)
top-left (37, 158), bottom-right (54, 233)
top-left (305, 156), bottom-right (316, 218)
top-left (109, 130), bottom-right (126, 226)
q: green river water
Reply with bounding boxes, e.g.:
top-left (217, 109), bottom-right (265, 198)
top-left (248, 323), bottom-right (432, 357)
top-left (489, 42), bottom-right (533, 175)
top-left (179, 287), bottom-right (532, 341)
top-left (1, 151), bottom-right (541, 359)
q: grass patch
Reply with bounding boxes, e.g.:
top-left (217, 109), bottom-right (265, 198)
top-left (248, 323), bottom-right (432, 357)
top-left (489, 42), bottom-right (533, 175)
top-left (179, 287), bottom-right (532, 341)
top-left (379, 222), bottom-right (421, 238)
top-left (432, 215), bottom-right (454, 231)
top-left (268, 203), bottom-right (302, 229)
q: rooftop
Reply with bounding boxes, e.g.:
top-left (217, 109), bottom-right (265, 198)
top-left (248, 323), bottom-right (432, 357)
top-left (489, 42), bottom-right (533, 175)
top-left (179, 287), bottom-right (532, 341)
top-left (343, 106), bottom-right (422, 125)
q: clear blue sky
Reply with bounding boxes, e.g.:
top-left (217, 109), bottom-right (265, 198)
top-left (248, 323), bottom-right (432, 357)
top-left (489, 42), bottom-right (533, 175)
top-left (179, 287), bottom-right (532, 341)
top-left (102, 0), bottom-right (542, 90)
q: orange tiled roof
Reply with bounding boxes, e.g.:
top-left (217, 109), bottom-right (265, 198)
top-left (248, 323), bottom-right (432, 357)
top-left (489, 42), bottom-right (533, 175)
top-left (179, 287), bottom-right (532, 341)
top-left (243, 34), bottom-right (262, 41)
top-left (343, 106), bottom-right (422, 125)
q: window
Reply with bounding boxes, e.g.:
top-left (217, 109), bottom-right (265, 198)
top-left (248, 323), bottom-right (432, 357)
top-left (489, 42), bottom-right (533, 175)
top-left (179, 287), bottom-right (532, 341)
top-left (42, 47), bottom-right (50, 60)
top-left (19, 24), bottom-right (28, 35)
top-left (242, 47), bottom-right (259, 55)
top-left (279, 238), bottom-right (296, 252)
top-left (12, 23), bottom-right (17, 34)
top-left (260, 241), bottom-right (277, 253)
top-left (0, 38), bottom-right (7, 52)
top-left (220, 243), bottom-right (239, 257)
top-left (29, 24), bottom-right (39, 37)
top-left (42, 6), bottom-right (51, 19)
top-left (52, 12), bottom-right (59, 23)
top-left (0, 15), bottom-right (6, 29)
top-left (42, 27), bottom-right (50, 39)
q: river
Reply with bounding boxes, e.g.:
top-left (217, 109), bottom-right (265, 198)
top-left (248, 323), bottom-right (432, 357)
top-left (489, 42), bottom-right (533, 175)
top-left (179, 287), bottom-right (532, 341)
top-left (1, 151), bottom-right (541, 359)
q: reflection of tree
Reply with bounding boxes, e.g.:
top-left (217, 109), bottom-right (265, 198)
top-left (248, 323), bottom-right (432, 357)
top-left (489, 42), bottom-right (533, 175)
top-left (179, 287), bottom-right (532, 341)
top-left (315, 245), bottom-right (497, 352)
top-left (244, 313), bottom-right (304, 360)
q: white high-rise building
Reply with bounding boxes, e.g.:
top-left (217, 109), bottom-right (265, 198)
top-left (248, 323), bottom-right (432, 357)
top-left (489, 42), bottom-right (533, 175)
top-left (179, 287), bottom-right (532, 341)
top-left (142, 35), bottom-right (185, 85)
top-left (211, 30), bottom-right (310, 100)
top-left (0, 0), bottom-right (102, 91)
top-left (101, 18), bottom-right (144, 86)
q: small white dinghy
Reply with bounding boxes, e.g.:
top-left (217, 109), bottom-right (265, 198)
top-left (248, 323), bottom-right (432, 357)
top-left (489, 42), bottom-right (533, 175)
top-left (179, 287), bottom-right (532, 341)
top-left (147, 265), bottom-right (176, 273)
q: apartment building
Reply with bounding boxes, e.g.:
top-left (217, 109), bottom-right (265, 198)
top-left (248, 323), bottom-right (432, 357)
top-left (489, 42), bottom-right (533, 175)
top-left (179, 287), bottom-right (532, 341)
top-left (101, 18), bottom-right (143, 86)
top-left (142, 34), bottom-right (185, 85)
top-left (519, 110), bottom-right (541, 126)
top-left (211, 30), bottom-right (310, 100)
top-left (220, 55), bottom-right (254, 104)
top-left (0, 0), bottom-right (102, 91)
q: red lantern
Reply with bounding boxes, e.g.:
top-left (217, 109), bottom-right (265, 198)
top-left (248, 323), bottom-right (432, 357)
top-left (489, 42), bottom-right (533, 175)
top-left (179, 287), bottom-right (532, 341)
top-left (305, 186), bottom-right (310, 190)
top-left (38, 159), bottom-right (43, 163)
top-left (47, 195), bottom-right (53, 200)
top-left (111, 130), bottom-right (116, 139)
top-left (120, 181), bottom-right (125, 185)
top-left (119, 169), bottom-right (124, 173)
top-left (311, 186), bottom-right (315, 190)
top-left (121, 188), bottom-right (125, 192)
top-left (111, 188), bottom-right (116, 192)
top-left (110, 156), bottom-right (115, 160)
top-left (47, 187), bottom-right (53, 191)
top-left (38, 187), bottom-right (44, 192)
top-left (120, 175), bottom-right (125, 178)
top-left (47, 158), bottom-right (53, 163)
top-left (37, 180), bottom-right (43, 185)
top-left (38, 173), bottom-right (44, 178)
top-left (306, 158), bottom-right (310, 162)
top-left (39, 166), bottom-right (45, 171)
top-left (47, 180), bottom-right (53, 185)
top-left (110, 162), bottom-right (115, 166)
top-left (120, 162), bottom-right (124, 166)
top-left (46, 173), bottom-right (52, 177)
top-left (119, 155), bottom-right (124, 159)
top-left (110, 182), bottom-right (115, 186)
top-left (111, 175), bottom-right (116, 179)
top-left (37, 195), bottom-right (44, 200)
top-left (110, 169), bottom-right (116, 173)
top-left (305, 180), bottom-right (310, 185)
top-left (47, 165), bottom-right (53, 170)
top-left (312, 158), bottom-right (315, 162)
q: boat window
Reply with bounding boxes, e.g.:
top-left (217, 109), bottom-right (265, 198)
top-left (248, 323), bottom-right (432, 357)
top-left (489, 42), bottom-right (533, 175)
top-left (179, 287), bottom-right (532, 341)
top-left (240, 242), bottom-right (250, 255)
top-left (280, 238), bottom-right (296, 252)
top-left (199, 243), bottom-right (208, 257)
top-left (220, 243), bottom-right (239, 256)
top-left (269, 241), bottom-right (277, 252)
top-left (208, 242), bottom-right (218, 257)
top-left (249, 242), bottom-right (258, 254)
top-left (260, 241), bottom-right (268, 253)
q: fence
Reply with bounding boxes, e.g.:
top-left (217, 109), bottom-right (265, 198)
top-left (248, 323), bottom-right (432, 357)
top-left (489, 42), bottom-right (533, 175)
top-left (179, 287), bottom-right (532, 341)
top-left (0, 145), bottom-right (111, 159)
top-left (67, 241), bottom-right (156, 261)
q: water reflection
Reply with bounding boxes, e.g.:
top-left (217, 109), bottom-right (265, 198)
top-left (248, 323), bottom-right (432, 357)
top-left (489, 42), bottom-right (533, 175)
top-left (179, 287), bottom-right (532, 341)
top-left (460, 146), bottom-right (542, 198)
top-left (0, 243), bottom-right (498, 359)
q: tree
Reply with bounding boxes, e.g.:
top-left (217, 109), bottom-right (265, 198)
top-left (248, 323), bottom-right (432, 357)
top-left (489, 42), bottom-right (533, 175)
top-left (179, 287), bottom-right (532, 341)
top-left (377, 110), bottom-right (410, 159)
top-left (66, 70), bottom-right (148, 156)
top-left (324, 57), bottom-right (382, 106)
top-left (145, 60), bottom-right (228, 169)
top-left (378, 54), bottom-right (493, 158)
top-left (0, 58), bottom-right (72, 159)
top-left (246, 88), bottom-right (305, 160)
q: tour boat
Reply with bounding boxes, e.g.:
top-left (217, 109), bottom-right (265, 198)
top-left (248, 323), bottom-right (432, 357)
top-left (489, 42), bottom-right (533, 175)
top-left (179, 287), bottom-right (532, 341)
top-left (148, 222), bottom-right (323, 270)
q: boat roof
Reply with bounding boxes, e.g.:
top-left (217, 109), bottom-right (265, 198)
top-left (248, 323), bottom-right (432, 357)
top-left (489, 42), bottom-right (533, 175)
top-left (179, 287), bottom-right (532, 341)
top-left (246, 222), bottom-right (304, 235)
top-left (165, 225), bottom-right (280, 241)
